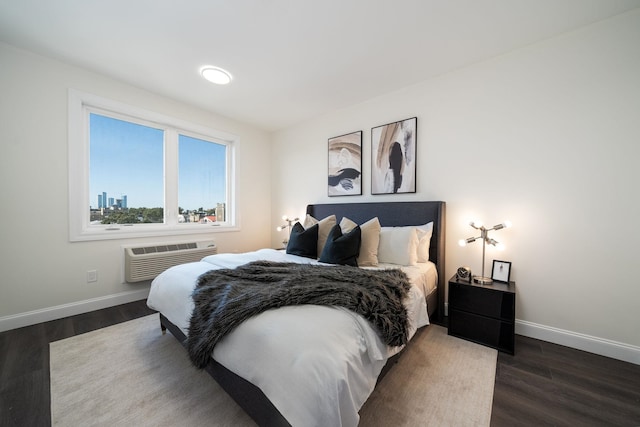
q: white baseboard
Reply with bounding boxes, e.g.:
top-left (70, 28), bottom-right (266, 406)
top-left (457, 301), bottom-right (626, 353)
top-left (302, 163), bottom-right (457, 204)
top-left (0, 288), bottom-right (150, 333)
top-left (515, 320), bottom-right (640, 366)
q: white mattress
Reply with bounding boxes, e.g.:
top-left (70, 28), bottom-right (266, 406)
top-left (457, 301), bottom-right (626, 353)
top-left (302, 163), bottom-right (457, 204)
top-left (146, 248), bottom-right (430, 427)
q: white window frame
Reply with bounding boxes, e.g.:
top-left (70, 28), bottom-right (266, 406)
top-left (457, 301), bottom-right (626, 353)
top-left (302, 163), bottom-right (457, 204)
top-left (68, 89), bottom-right (238, 242)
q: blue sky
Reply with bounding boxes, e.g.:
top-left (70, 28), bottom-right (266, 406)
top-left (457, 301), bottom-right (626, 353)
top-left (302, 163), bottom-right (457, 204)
top-left (89, 113), bottom-right (226, 211)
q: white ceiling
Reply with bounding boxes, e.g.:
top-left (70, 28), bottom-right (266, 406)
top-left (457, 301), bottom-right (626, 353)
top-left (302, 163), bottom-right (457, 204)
top-left (1, 0), bottom-right (639, 132)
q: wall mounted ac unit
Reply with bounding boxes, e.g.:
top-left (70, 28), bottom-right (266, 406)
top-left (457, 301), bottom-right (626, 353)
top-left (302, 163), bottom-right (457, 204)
top-left (124, 241), bottom-right (217, 283)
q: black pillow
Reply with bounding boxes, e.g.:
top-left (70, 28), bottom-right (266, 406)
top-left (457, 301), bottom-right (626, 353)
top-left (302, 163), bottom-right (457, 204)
top-left (286, 222), bottom-right (318, 259)
top-left (319, 224), bottom-right (361, 266)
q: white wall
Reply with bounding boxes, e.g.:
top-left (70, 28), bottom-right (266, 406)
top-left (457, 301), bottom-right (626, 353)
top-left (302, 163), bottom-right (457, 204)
top-left (271, 10), bottom-right (640, 363)
top-left (0, 43), bottom-right (272, 329)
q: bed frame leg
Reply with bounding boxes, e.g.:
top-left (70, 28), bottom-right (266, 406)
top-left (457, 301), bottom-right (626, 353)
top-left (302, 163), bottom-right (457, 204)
top-left (161, 323), bottom-right (167, 335)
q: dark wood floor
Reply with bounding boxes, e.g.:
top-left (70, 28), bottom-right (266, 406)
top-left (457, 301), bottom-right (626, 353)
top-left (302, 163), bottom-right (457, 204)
top-left (1, 300), bottom-right (639, 426)
top-left (0, 300), bottom-right (156, 426)
top-left (491, 334), bottom-right (640, 426)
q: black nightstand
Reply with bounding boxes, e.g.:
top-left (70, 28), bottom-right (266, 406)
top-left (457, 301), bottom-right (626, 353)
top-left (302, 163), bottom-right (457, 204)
top-left (448, 274), bottom-right (516, 354)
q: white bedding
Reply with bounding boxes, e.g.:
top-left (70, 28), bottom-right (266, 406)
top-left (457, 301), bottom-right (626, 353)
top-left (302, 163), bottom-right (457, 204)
top-left (365, 261), bottom-right (438, 300)
top-left (146, 248), bottom-right (431, 427)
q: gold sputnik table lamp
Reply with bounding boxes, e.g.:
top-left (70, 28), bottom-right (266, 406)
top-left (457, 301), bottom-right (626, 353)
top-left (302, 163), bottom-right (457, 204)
top-left (459, 220), bottom-right (512, 284)
top-left (276, 215), bottom-right (299, 246)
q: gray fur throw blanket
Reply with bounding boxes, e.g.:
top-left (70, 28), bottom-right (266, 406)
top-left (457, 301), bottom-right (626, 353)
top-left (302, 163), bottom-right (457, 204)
top-left (187, 261), bottom-right (412, 369)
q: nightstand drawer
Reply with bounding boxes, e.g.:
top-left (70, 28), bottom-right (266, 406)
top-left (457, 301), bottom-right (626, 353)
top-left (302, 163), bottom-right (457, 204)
top-left (449, 282), bottom-right (514, 321)
top-left (449, 308), bottom-right (515, 354)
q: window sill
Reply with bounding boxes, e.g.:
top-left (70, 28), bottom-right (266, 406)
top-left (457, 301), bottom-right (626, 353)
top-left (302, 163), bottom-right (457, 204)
top-left (70, 223), bottom-right (239, 242)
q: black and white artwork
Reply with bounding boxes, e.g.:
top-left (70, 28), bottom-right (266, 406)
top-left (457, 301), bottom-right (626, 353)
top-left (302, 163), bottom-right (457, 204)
top-left (328, 131), bottom-right (362, 196)
top-left (371, 117), bottom-right (416, 194)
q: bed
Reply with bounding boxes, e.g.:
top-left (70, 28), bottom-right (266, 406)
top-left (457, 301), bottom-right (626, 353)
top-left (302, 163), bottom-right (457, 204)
top-left (147, 201), bottom-right (446, 427)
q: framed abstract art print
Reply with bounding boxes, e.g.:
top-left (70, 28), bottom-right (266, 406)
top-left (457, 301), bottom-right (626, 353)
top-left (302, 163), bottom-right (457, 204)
top-left (328, 130), bottom-right (362, 196)
top-left (371, 117), bottom-right (416, 194)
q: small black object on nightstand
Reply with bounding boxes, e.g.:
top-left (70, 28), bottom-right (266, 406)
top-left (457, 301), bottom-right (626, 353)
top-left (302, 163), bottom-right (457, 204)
top-left (448, 274), bottom-right (516, 354)
top-left (456, 266), bottom-right (472, 283)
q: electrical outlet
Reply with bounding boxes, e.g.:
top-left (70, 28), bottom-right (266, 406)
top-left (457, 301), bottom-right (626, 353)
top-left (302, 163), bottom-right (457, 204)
top-left (87, 270), bottom-right (98, 283)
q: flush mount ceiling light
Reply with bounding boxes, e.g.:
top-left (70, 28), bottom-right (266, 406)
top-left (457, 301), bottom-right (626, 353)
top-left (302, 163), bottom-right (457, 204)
top-left (200, 66), bottom-right (232, 85)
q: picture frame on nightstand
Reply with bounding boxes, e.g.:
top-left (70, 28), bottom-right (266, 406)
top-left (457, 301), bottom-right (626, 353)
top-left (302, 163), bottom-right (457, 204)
top-left (492, 260), bottom-right (511, 283)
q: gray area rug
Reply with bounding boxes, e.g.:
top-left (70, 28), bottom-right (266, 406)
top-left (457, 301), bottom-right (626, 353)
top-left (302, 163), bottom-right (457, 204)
top-left (50, 314), bottom-right (496, 426)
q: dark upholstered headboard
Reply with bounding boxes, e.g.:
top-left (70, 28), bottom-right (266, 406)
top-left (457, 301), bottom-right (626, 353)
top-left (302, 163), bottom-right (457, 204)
top-left (306, 201), bottom-right (446, 320)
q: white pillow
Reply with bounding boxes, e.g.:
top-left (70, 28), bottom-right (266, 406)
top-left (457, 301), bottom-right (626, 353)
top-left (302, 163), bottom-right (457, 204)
top-left (416, 222), bottom-right (434, 263)
top-left (378, 226), bottom-right (419, 266)
top-left (340, 216), bottom-right (381, 266)
top-left (303, 214), bottom-right (337, 256)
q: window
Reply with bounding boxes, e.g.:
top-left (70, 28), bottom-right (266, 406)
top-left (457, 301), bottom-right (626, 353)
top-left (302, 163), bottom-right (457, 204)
top-left (69, 90), bottom-right (237, 241)
top-left (89, 113), bottom-right (165, 224)
top-left (178, 134), bottom-right (228, 224)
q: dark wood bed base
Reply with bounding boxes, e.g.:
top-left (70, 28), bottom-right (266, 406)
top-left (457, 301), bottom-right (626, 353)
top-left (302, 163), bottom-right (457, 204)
top-left (159, 201), bottom-right (446, 427)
